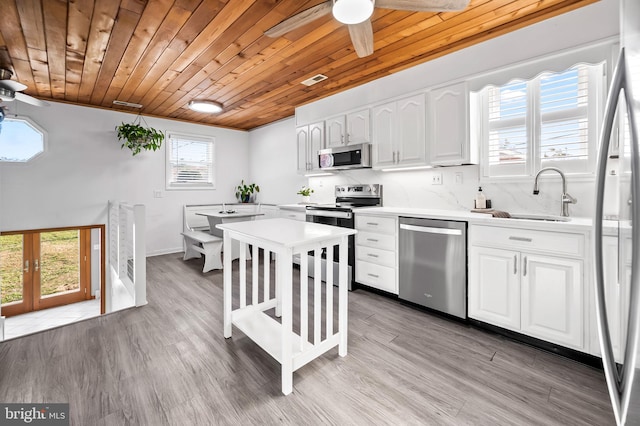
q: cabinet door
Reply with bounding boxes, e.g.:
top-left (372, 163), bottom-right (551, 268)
top-left (372, 103), bottom-right (396, 168)
top-left (308, 121), bottom-right (325, 171)
top-left (429, 82), bottom-right (469, 165)
top-left (521, 254), bottom-right (583, 350)
top-left (396, 94), bottom-right (427, 166)
top-left (468, 246), bottom-right (520, 331)
top-left (326, 116), bottom-right (345, 148)
top-left (346, 109), bottom-right (370, 145)
top-left (296, 126), bottom-right (309, 172)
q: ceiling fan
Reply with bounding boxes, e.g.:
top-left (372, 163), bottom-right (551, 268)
top-left (265, 0), bottom-right (471, 58)
top-left (0, 68), bottom-right (49, 107)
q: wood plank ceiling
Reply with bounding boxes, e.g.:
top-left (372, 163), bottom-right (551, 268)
top-left (0, 0), bottom-right (597, 131)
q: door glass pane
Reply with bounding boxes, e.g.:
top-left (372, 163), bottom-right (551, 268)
top-left (40, 230), bottom-right (80, 297)
top-left (0, 234), bottom-right (24, 305)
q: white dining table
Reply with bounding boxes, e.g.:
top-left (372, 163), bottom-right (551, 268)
top-left (196, 210), bottom-right (265, 260)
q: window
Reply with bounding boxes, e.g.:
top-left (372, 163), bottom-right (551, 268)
top-left (166, 132), bottom-right (215, 190)
top-left (474, 63), bottom-right (604, 179)
top-left (0, 115), bottom-right (46, 162)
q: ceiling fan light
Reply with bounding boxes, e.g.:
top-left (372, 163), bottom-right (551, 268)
top-left (333, 0), bottom-right (374, 25)
top-left (188, 100), bottom-right (223, 114)
top-left (0, 87), bottom-right (15, 102)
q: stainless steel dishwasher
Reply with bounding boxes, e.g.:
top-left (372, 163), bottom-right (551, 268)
top-left (398, 217), bottom-right (467, 319)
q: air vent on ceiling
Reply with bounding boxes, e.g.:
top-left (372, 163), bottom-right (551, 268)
top-left (301, 74), bottom-right (328, 86)
top-left (112, 100), bottom-right (143, 108)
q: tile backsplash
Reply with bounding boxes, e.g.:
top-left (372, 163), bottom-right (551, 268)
top-left (308, 164), bottom-right (611, 218)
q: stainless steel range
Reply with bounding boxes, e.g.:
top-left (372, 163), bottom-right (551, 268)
top-left (305, 184), bottom-right (382, 289)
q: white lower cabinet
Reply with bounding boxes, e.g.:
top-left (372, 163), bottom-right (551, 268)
top-left (469, 225), bottom-right (586, 351)
top-left (355, 214), bottom-right (398, 294)
top-left (278, 208), bottom-right (306, 221)
top-left (468, 246), bottom-right (520, 330)
top-left (520, 255), bottom-right (583, 349)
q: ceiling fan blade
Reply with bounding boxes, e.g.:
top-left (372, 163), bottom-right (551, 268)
top-left (348, 19), bottom-right (374, 58)
top-left (376, 0), bottom-right (470, 12)
top-left (0, 80), bottom-right (27, 92)
top-left (265, 1), bottom-right (333, 38)
top-left (15, 92), bottom-right (49, 107)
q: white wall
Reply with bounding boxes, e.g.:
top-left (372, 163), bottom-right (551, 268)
top-left (248, 117), bottom-right (306, 204)
top-left (0, 101), bottom-right (250, 255)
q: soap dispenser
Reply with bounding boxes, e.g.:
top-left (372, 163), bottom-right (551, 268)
top-left (475, 187), bottom-right (486, 209)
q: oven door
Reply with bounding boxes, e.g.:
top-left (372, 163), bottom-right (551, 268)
top-left (305, 209), bottom-right (354, 289)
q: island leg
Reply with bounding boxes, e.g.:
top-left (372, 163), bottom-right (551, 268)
top-left (279, 248), bottom-right (293, 395)
top-left (338, 237), bottom-right (349, 357)
top-left (223, 232), bottom-right (233, 338)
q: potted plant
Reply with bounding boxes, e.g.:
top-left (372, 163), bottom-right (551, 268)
top-left (116, 115), bottom-right (164, 156)
top-left (235, 180), bottom-right (260, 203)
top-left (297, 186), bottom-right (314, 203)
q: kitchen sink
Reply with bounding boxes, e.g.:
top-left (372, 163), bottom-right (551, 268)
top-left (509, 213), bottom-right (571, 222)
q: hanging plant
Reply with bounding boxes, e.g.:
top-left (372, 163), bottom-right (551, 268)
top-left (115, 114), bottom-right (164, 156)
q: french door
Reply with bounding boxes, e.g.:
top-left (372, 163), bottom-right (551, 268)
top-left (0, 228), bottom-right (92, 317)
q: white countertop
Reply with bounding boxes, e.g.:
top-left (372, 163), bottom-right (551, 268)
top-left (216, 218), bottom-right (356, 248)
top-left (277, 203), bottom-right (312, 211)
top-left (354, 206), bottom-right (595, 231)
top-left (196, 211), bottom-right (264, 219)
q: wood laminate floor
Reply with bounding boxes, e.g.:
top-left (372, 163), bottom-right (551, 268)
top-left (0, 253), bottom-right (614, 425)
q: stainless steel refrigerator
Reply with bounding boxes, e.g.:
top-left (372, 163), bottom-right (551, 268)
top-left (594, 1), bottom-right (640, 424)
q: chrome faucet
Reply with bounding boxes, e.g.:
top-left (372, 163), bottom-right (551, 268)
top-left (532, 167), bottom-right (577, 217)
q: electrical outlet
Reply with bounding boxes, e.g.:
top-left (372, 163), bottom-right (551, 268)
top-left (153, 190), bottom-right (163, 198)
top-left (455, 172), bottom-right (463, 184)
top-left (431, 173), bottom-right (443, 185)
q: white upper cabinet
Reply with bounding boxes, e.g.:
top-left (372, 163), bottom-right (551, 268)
top-left (346, 109), bottom-right (370, 145)
top-left (296, 121), bottom-right (324, 173)
top-left (296, 126), bottom-right (309, 173)
top-left (428, 81), bottom-right (472, 165)
top-left (372, 93), bottom-right (426, 169)
top-left (326, 116), bottom-right (346, 148)
top-left (325, 109), bottom-right (370, 148)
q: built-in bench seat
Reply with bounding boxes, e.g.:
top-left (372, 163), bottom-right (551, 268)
top-left (181, 230), bottom-right (223, 273)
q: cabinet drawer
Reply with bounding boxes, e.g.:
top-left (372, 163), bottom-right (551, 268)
top-left (279, 210), bottom-right (306, 221)
top-left (356, 231), bottom-right (395, 251)
top-left (355, 215), bottom-right (396, 234)
top-left (356, 260), bottom-right (397, 294)
top-left (470, 225), bottom-right (584, 257)
top-left (356, 245), bottom-right (395, 268)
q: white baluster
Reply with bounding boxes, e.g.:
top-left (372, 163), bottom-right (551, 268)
top-left (314, 248), bottom-right (321, 345)
top-left (240, 242), bottom-right (247, 308)
top-left (252, 245), bottom-right (259, 305)
top-left (338, 237), bottom-right (348, 356)
top-left (326, 244), bottom-right (333, 337)
top-left (264, 249), bottom-right (270, 302)
top-left (300, 252), bottom-right (309, 350)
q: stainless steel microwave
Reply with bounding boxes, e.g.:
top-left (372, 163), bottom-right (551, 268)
top-left (318, 143), bottom-right (372, 170)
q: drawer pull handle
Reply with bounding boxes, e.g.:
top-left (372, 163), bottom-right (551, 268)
top-left (367, 253), bottom-right (379, 258)
top-left (509, 236), bottom-right (532, 242)
top-left (367, 238), bottom-right (379, 242)
top-left (514, 255), bottom-right (517, 275)
top-left (523, 256), bottom-right (528, 276)
top-left (367, 273), bottom-right (379, 278)
top-left (366, 222), bottom-right (379, 226)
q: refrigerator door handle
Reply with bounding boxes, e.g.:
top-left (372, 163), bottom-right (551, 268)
top-left (595, 49), bottom-right (626, 426)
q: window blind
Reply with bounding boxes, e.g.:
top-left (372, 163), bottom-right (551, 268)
top-left (166, 133), bottom-right (215, 188)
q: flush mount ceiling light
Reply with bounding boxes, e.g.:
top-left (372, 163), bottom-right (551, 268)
top-left (188, 100), bottom-right (223, 114)
top-left (332, 0), bottom-right (374, 25)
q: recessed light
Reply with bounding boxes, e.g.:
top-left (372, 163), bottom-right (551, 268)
top-left (188, 100), bottom-right (223, 114)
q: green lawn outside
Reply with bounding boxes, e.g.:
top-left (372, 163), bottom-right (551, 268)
top-left (1, 231), bottom-right (80, 305)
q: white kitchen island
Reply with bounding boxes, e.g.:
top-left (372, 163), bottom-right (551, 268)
top-left (216, 218), bottom-right (356, 395)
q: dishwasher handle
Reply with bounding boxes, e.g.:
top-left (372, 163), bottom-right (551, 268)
top-left (400, 223), bottom-right (463, 236)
